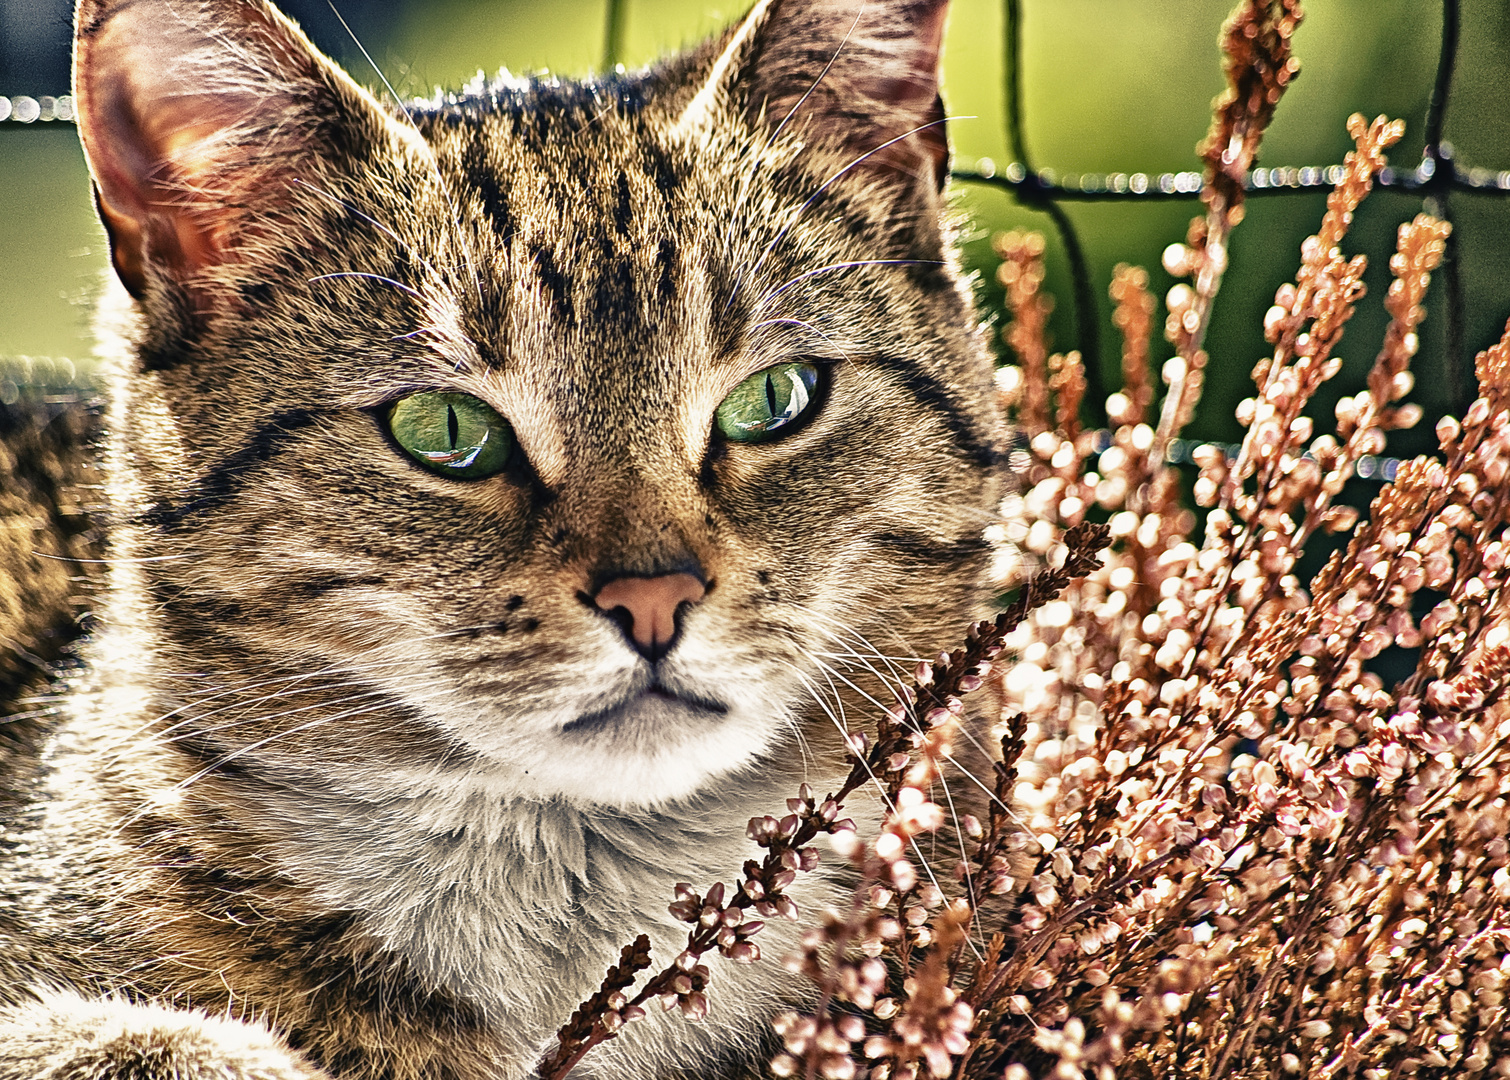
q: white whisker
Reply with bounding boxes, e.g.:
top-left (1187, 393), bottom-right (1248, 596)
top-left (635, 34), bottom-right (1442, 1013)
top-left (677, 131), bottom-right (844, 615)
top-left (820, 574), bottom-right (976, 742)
top-left (97, 622), bottom-right (509, 766)
top-left (932, 769), bottom-right (987, 957)
top-left (765, 2), bottom-right (868, 150)
top-left (115, 683), bottom-right (460, 835)
top-left (748, 317), bottom-right (856, 366)
top-left (723, 0), bottom-right (864, 296)
top-left (323, 0), bottom-right (414, 130)
top-left (291, 180), bottom-right (445, 283)
top-left (308, 272), bottom-right (426, 300)
top-left (152, 680), bottom-right (449, 750)
top-left (797, 611), bottom-right (1029, 832)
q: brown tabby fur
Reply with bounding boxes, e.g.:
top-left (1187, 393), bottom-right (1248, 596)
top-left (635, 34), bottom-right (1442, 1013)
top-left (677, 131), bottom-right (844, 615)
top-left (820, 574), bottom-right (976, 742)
top-left (0, 396), bottom-right (101, 710)
top-left (0, 0), bottom-right (1006, 1076)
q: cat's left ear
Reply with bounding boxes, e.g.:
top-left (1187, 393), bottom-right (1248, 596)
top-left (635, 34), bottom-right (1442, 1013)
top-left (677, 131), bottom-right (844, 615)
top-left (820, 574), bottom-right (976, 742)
top-left (678, 0), bottom-right (950, 193)
top-left (73, 0), bottom-right (415, 308)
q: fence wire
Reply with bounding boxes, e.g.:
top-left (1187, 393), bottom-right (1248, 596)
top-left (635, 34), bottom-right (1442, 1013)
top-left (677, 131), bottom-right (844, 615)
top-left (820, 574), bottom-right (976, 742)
top-left (0, 0), bottom-right (1495, 429)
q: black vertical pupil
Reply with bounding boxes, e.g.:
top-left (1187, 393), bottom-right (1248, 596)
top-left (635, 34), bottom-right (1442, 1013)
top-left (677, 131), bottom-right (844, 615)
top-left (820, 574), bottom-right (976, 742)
top-left (764, 372), bottom-right (777, 416)
top-left (446, 404), bottom-right (459, 449)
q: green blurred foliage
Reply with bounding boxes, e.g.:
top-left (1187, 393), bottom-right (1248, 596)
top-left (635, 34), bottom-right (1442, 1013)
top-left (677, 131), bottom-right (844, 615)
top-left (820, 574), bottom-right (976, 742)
top-left (2, 0), bottom-right (1506, 456)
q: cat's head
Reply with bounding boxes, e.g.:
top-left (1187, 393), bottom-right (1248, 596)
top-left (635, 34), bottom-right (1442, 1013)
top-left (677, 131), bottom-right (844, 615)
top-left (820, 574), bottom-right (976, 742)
top-left (75, 0), bottom-right (1004, 809)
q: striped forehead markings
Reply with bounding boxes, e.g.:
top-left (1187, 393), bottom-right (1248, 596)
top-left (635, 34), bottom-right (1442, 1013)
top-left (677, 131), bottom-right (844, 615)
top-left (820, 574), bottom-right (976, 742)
top-left (461, 138), bottom-right (516, 246)
top-left (528, 243), bottom-right (576, 328)
top-left (613, 171), bottom-right (633, 237)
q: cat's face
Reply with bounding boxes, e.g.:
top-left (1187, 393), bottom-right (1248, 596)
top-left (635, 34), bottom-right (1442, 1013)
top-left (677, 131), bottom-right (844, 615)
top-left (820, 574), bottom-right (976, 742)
top-left (76, 0), bottom-right (1003, 809)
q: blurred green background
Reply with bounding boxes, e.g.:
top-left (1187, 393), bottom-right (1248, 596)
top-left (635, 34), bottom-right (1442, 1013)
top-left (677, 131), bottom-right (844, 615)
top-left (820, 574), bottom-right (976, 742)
top-left (1, 0), bottom-right (1507, 454)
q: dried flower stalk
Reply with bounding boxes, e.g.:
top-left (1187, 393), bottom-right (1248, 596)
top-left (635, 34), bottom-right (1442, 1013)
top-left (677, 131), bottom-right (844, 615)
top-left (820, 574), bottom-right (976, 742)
top-left (774, 525), bottom-right (1108, 1080)
top-left (1191, 113), bottom-right (1411, 672)
top-left (1159, 0), bottom-right (1303, 461)
top-left (995, 229), bottom-right (1053, 437)
top-left (1108, 264), bottom-right (1155, 430)
top-left (760, 107), bottom-right (1502, 1080)
top-left (536, 935), bottom-right (653, 1080)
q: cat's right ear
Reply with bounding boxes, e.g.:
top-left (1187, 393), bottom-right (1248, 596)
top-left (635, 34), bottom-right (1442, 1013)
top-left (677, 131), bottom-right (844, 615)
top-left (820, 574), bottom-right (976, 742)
top-left (73, 0), bottom-right (412, 308)
top-left (675, 0), bottom-right (952, 198)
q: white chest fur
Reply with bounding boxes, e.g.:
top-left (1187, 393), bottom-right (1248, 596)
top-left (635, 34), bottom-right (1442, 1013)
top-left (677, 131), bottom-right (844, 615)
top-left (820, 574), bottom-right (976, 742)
top-left (252, 767), bottom-right (838, 1078)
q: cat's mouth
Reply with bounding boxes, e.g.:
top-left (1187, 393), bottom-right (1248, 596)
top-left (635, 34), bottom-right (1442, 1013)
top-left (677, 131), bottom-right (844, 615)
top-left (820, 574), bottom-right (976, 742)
top-left (561, 679), bottom-right (729, 734)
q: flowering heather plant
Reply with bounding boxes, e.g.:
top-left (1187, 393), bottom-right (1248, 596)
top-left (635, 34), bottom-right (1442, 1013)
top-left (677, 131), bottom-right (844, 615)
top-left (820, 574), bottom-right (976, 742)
top-left (981, 122), bottom-right (1510, 1079)
top-left (541, 1), bottom-right (1510, 1077)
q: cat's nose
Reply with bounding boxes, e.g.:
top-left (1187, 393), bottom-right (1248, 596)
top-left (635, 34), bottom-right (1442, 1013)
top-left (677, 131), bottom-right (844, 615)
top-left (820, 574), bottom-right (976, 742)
top-left (592, 573), bottom-right (706, 661)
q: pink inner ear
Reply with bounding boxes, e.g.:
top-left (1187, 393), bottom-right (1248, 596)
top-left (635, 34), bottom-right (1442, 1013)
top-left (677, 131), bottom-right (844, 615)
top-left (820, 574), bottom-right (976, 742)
top-left (73, 0), bottom-right (328, 300)
top-left (92, 94), bottom-right (237, 293)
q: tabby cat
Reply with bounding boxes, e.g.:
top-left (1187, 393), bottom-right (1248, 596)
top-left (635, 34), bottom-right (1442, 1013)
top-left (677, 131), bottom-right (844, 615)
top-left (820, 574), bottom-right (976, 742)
top-left (0, 0), bottom-right (1005, 1075)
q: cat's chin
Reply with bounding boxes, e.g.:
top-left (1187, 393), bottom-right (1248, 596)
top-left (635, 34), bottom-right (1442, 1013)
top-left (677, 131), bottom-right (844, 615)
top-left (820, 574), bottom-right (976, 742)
top-left (406, 669), bottom-right (786, 809)
top-left (480, 704), bottom-right (779, 809)
top-left (559, 680), bottom-right (730, 735)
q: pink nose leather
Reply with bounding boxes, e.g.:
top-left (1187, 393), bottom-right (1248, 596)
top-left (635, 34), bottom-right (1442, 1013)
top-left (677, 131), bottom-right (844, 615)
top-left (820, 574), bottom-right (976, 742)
top-left (593, 573), bottom-right (706, 653)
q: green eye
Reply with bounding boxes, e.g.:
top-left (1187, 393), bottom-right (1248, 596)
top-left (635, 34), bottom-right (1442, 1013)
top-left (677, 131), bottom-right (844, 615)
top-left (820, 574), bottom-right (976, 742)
top-left (386, 392), bottom-right (514, 479)
top-left (715, 362), bottom-right (821, 443)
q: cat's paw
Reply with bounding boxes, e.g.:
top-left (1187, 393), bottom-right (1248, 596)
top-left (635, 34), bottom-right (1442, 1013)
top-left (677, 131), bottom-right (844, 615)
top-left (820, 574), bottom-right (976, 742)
top-left (0, 991), bottom-right (330, 1080)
